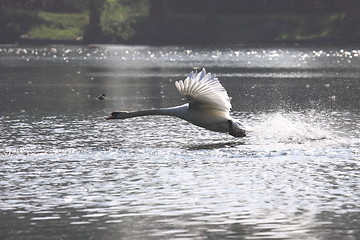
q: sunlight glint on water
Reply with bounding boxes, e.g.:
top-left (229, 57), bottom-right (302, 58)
top-left (0, 45), bottom-right (359, 240)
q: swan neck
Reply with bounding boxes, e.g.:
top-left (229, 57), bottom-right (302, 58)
top-left (127, 109), bottom-right (172, 117)
top-left (120, 105), bottom-right (187, 119)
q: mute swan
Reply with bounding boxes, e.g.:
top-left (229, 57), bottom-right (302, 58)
top-left (106, 68), bottom-right (246, 137)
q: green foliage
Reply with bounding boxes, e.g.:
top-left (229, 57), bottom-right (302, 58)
top-left (100, 0), bottom-right (148, 43)
top-left (1, 0), bottom-right (360, 44)
top-left (39, 0), bottom-right (88, 13)
top-left (101, 18), bottom-right (135, 42)
top-left (28, 12), bottom-right (88, 40)
top-left (275, 14), bottom-right (347, 41)
top-left (1, 0), bottom-right (88, 12)
top-left (0, 7), bottom-right (39, 43)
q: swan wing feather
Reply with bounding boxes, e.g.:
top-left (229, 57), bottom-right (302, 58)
top-left (175, 68), bottom-right (232, 112)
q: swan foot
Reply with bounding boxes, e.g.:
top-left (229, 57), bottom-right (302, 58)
top-left (228, 120), bottom-right (246, 138)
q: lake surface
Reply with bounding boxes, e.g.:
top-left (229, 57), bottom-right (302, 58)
top-left (0, 44), bottom-right (359, 240)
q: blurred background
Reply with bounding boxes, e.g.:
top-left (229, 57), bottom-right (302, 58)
top-left (1, 0), bottom-right (360, 45)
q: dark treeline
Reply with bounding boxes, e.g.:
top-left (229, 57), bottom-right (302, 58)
top-left (0, 0), bottom-right (88, 12)
top-left (1, 0), bottom-right (360, 44)
top-left (5, 0), bottom-right (353, 14)
top-left (168, 0), bottom-right (357, 14)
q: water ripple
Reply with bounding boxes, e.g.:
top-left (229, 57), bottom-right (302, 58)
top-left (1, 45), bottom-right (360, 240)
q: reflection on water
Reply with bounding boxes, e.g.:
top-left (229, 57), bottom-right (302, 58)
top-left (187, 140), bottom-right (245, 150)
top-left (0, 45), bottom-right (360, 240)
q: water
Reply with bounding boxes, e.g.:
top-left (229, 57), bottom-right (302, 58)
top-left (0, 44), bottom-right (359, 240)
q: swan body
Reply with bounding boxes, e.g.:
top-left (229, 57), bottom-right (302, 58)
top-left (107, 68), bottom-right (246, 137)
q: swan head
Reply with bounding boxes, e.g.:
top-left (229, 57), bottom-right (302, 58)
top-left (106, 111), bottom-right (128, 120)
top-left (228, 120), bottom-right (246, 138)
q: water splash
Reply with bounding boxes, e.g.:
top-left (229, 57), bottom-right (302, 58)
top-left (249, 111), bottom-right (331, 145)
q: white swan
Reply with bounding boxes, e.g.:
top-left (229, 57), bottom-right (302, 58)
top-left (106, 68), bottom-right (246, 137)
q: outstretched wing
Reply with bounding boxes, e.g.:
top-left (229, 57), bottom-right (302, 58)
top-left (175, 68), bottom-right (232, 113)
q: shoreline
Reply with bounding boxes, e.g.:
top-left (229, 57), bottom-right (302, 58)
top-left (2, 38), bottom-right (358, 48)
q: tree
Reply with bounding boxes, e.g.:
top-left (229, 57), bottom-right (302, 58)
top-left (83, 0), bottom-right (105, 43)
top-left (148, 0), bottom-right (164, 43)
top-left (0, 0), bottom-right (42, 43)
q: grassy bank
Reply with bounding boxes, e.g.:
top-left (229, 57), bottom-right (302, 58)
top-left (26, 12), bottom-right (88, 40)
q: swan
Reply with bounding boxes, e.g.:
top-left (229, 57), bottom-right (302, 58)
top-left (106, 68), bottom-right (246, 137)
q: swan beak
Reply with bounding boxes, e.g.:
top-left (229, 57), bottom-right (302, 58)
top-left (106, 112), bottom-right (117, 120)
